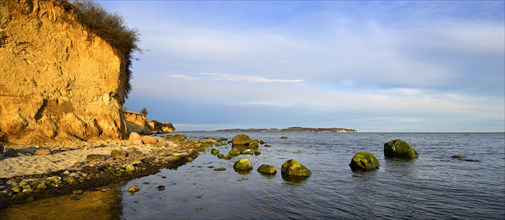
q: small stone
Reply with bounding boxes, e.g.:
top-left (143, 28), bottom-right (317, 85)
top-left (72, 190), bottom-right (84, 195)
top-left (157, 185), bottom-right (166, 191)
top-left (34, 148), bottom-right (52, 156)
top-left (210, 148), bottom-right (219, 155)
top-left (186, 157), bottom-right (193, 162)
top-left (143, 182), bottom-right (150, 185)
top-left (254, 150), bottom-right (261, 156)
top-left (70, 194), bottom-right (81, 200)
top-left (124, 164), bottom-right (135, 172)
top-left (264, 144), bottom-right (272, 148)
top-left (241, 149), bottom-right (254, 155)
top-left (26, 197), bottom-right (34, 202)
top-left (63, 170), bottom-right (70, 175)
top-left (141, 136), bottom-right (158, 144)
top-left (280, 136), bottom-right (288, 139)
top-left (127, 185), bottom-right (140, 192)
top-left (213, 167), bottom-right (226, 171)
top-left (86, 154), bottom-right (107, 162)
top-left (126, 147), bottom-right (137, 153)
top-left (451, 155), bottom-right (465, 159)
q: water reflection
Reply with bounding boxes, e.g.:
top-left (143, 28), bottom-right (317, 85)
top-left (0, 188), bottom-right (122, 220)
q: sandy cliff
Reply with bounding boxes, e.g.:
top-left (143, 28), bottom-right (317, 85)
top-left (0, 0), bottom-right (129, 144)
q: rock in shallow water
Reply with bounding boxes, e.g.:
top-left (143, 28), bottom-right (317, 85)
top-left (281, 159), bottom-right (311, 177)
top-left (384, 139), bottom-right (418, 159)
top-left (257, 164), bottom-right (277, 175)
top-left (349, 151), bottom-right (379, 171)
top-left (233, 158), bottom-right (253, 172)
top-left (127, 185), bottom-right (140, 192)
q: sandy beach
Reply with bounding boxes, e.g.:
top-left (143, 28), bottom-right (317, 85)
top-left (0, 134), bottom-right (205, 209)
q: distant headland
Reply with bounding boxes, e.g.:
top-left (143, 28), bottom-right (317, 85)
top-left (213, 127), bottom-right (357, 133)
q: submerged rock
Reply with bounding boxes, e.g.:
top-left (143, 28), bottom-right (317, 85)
top-left (213, 167), bottom-right (226, 171)
top-left (384, 139), bottom-right (418, 159)
top-left (257, 164), bottom-right (277, 175)
top-left (349, 152), bottom-right (380, 171)
top-left (281, 159), bottom-right (311, 177)
top-left (233, 158), bottom-right (253, 172)
top-left (451, 155), bottom-right (480, 162)
top-left (280, 136), bottom-right (289, 139)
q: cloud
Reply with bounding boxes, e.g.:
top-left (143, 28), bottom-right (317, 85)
top-left (103, 1), bottom-right (504, 131)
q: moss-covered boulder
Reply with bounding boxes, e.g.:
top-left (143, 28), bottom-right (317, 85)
top-left (231, 134), bottom-right (259, 148)
top-left (281, 159), bottom-right (311, 177)
top-left (233, 158), bottom-right (253, 171)
top-left (384, 139), bottom-right (418, 159)
top-left (349, 151), bottom-right (379, 171)
top-left (257, 164), bottom-right (277, 175)
top-left (232, 134), bottom-right (253, 145)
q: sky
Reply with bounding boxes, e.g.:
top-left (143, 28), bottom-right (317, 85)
top-left (97, 0), bottom-right (505, 132)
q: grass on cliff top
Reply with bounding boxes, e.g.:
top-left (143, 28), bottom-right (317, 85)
top-left (71, 0), bottom-right (141, 100)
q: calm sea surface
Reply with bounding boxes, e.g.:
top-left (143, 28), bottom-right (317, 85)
top-left (120, 132), bottom-right (505, 219)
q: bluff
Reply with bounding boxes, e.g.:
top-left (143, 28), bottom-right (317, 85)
top-left (0, 0), bottom-right (130, 144)
top-left (123, 111), bottom-right (175, 134)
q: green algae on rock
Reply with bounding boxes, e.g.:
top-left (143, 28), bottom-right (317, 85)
top-left (233, 158), bottom-right (253, 172)
top-left (349, 152), bottom-right (379, 171)
top-left (257, 164), bottom-right (277, 175)
top-left (384, 139), bottom-right (418, 159)
top-left (281, 159), bottom-right (311, 177)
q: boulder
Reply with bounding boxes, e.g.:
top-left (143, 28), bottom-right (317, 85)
top-left (132, 139), bottom-right (144, 145)
top-left (257, 164), bottom-right (277, 175)
top-left (110, 149), bottom-right (127, 159)
top-left (140, 136), bottom-right (158, 144)
top-left (281, 159), bottom-right (311, 177)
top-left (349, 151), bottom-right (379, 171)
top-left (231, 134), bottom-right (259, 148)
top-left (233, 158), bottom-right (253, 171)
top-left (129, 132), bottom-right (141, 142)
top-left (384, 139), bottom-right (418, 159)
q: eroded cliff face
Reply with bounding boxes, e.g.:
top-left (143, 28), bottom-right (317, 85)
top-left (0, 0), bottom-right (129, 144)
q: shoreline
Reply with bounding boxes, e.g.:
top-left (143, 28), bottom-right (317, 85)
top-left (0, 134), bottom-right (203, 210)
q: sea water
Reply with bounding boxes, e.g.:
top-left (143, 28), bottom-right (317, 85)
top-left (120, 132), bottom-right (505, 219)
